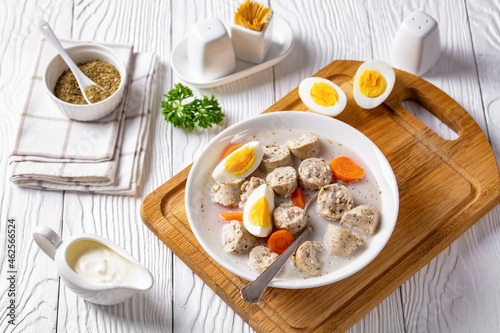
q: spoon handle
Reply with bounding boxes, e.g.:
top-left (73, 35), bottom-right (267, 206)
top-left (240, 225), bottom-right (313, 304)
top-left (37, 20), bottom-right (93, 103)
top-left (37, 21), bottom-right (83, 79)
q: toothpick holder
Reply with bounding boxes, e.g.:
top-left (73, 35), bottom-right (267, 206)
top-left (230, 14), bottom-right (273, 64)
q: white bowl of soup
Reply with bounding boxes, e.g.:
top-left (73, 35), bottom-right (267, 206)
top-left (185, 111), bottom-right (399, 289)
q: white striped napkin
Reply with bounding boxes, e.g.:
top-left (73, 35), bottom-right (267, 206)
top-left (9, 40), bottom-right (158, 195)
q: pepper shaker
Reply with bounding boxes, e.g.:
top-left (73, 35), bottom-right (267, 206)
top-left (392, 11), bottom-right (440, 76)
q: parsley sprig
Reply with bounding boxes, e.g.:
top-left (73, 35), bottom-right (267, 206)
top-left (161, 83), bottom-right (224, 130)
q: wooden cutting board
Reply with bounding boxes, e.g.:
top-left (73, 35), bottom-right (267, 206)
top-left (140, 60), bottom-right (500, 332)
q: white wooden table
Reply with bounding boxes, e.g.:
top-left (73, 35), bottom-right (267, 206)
top-left (1, 0), bottom-right (499, 332)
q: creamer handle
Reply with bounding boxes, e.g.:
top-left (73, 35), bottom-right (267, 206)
top-left (33, 225), bottom-right (62, 261)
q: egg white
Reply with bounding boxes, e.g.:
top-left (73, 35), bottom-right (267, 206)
top-left (298, 77), bottom-right (347, 117)
top-left (212, 141), bottom-right (264, 184)
top-left (243, 184), bottom-right (275, 238)
top-left (353, 60), bottom-right (395, 110)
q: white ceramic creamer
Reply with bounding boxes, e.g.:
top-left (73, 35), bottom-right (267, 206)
top-left (33, 226), bottom-right (154, 305)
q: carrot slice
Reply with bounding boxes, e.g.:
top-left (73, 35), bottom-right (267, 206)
top-left (222, 144), bottom-right (243, 159)
top-left (291, 187), bottom-right (305, 209)
top-left (219, 212), bottom-right (243, 222)
top-left (267, 230), bottom-right (294, 255)
top-left (330, 156), bottom-right (365, 183)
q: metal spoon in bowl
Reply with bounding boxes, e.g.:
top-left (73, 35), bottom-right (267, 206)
top-left (37, 20), bottom-right (104, 104)
top-left (240, 192), bottom-right (319, 304)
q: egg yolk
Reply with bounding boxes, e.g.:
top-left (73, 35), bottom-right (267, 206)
top-left (224, 146), bottom-right (256, 176)
top-left (248, 197), bottom-right (271, 228)
top-left (310, 82), bottom-right (338, 107)
top-left (359, 70), bottom-right (386, 97)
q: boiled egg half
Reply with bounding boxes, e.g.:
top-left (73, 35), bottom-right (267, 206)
top-left (298, 77), bottom-right (347, 116)
top-left (213, 141), bottom-right (264, 184)
top-left (353, 60), bottom-right (395, 109)
top-left (243, 184), bottom-right (275, 237)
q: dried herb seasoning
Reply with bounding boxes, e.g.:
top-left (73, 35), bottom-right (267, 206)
top-left (54, 60), bottom-right (121, 104)
top-left (84, 84), bottom-right (110, 104)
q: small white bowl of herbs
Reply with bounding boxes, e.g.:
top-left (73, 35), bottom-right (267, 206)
top-left (44, 44), bottom-right (127, 121)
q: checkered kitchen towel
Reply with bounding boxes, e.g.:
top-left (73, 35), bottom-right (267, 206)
top-left (10, 39), bottom-right (133, 164)
top-left (9, 39), bottom-right (158, 195)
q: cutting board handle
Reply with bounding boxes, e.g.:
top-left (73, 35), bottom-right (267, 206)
top-left (386, 67), bottom-right (481, 148)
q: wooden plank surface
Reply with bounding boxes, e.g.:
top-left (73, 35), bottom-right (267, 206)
top-left (57, 1), bottom-right (174, 332)
top-left (0, 1), bottom-right (71, 332)
top-left (1, 0), bottom-right (500, 332)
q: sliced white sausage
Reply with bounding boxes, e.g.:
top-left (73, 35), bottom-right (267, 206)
top-left (289, 241), bottom-right (323, 276)
top-left (239, 177), bottom-right (266, 210)
top-left (211, 179), bottom-right (244, 207)
top-left (249, 246), bottom-right (279, 273)
top-left (222, 220), bottom-right (256, 254)
top-left (317, 183), bottom-right (354, 221)
top-left (260, 144), bottom-right (292, 173)
top-left (298, 158), bottom-right (332, 190)
top-left (284, 133), bottom-right (320, 160)
top-left (273, 203), bottom-right (307, 234)
top-left (325, 224), bottom-right (363, 256)
top-left (266, 166), bottom-right (297, 197)
top-left (341, 205), bottom-right (380, 236)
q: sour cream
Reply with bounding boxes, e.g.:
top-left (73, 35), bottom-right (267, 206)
top-left (67, 240), bottom-right (138, 285)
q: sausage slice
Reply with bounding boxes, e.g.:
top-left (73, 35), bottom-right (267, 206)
top-left (341, 205), bottom-right (380, 236)
top-left (222, 220), bottom-right (255, 254)
top-left (285, 133), bottom-right (320, 160)
top-left (239, 177), bottom-right (266, 210)
top-left (325, 224), bottom-right (363, 256)
top-left (211, 179), bottom-right (244, 207)
top-left (273, 203), bottom-right (307, 234)
top-left (266, 166), bottom-right (297, 197)
top-left (317, 183), bottom-right (353, 221)
top-left (298, 158), bottom-right (333, 190)
top-left (260, 144), bottom-right (292, 173)
top-left (289, 241), bottom-right (323, 276)
top-left (249, 246), bottom-right (279, 272)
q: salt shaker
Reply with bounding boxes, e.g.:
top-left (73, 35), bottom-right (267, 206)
top-left (187, 18), bottom-right (236, 81)
top-left (392, 11), bottom-right (440, 76)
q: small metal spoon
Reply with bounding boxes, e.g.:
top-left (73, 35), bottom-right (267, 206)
top-left (38, 20), bottom-right (104, 104)
top-left (240, 192), bottom-right (319, 304)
